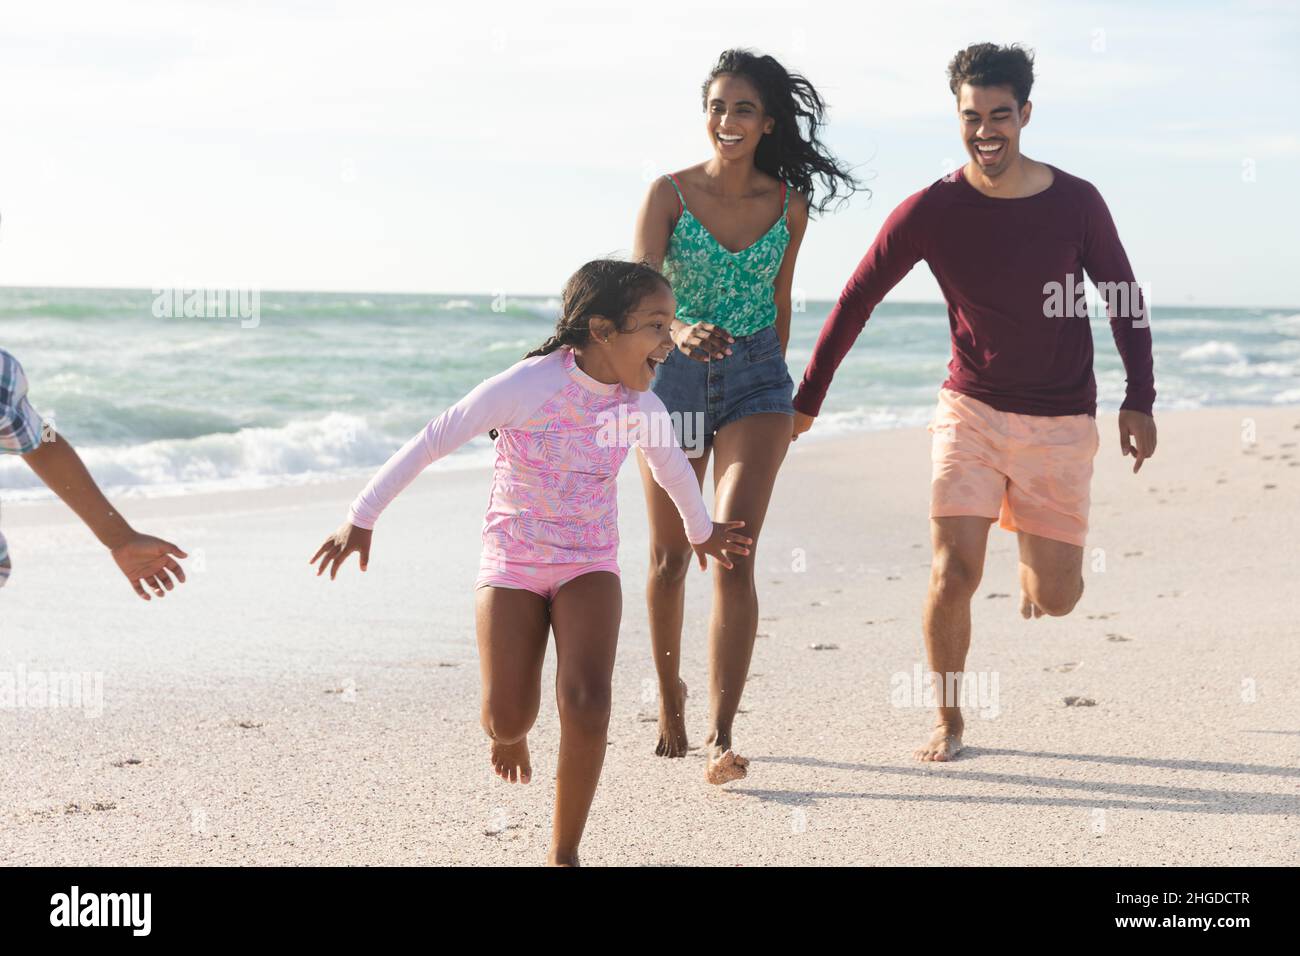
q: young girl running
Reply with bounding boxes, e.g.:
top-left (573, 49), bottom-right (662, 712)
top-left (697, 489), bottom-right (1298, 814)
top-left (632, 49), bottom-right (862, 783)
top-left (309, 259), bottom-right (750, 866)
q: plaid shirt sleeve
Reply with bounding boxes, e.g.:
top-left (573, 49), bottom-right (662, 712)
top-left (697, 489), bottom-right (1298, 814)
top-left (0, 348), bottom-right (45, 454)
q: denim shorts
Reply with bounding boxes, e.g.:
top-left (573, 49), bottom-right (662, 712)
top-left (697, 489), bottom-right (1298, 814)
top-left (650, 323), bottom-right (794, 457)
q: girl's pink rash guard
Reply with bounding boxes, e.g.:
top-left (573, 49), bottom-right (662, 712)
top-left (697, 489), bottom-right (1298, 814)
top-left (348, 346), bottom-right (713, 563)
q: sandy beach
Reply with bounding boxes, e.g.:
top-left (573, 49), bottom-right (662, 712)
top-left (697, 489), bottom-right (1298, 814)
top-left (1, 405), bottom-right (1297, 867)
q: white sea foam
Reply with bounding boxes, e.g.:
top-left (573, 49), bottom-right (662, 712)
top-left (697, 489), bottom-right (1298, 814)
top-left (1180, 340), bottom-right (1245, 362)
top-left (0, 413), bottom-right (498, 501)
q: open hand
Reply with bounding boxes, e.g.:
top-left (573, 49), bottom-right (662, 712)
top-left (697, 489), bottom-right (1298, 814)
top-left (111, 533), bottom-right (188, 601)
top-left (310, 522), bottom-right (373, 580)
top-left (691, 520), bottom-right (753, 571)
top-left (673, 321), bottom-right (734, 362)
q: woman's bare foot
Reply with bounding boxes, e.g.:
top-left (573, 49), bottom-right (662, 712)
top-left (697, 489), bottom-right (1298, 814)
top-left (655, 679), bottom-right (689, 758)
top-left (547, 850), bottom-right (579, 866)
top-left (490, 737), bottom-right (531, 783)
top-left (913, 721), bottom-right (964, 762)
top-left (704, 732), bottom-right (749, 784)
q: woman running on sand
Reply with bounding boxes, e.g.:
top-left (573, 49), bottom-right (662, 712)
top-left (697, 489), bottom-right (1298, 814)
top-left (310, 259), bottom-right (750, 866)
top-left (632, 49), bottom-right (861, 784)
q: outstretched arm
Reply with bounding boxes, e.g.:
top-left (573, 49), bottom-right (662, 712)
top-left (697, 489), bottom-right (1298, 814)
top-left (792, 193), bottom-right (925, 436)
top-left (313, 362), bottom-right (541, 579)
top-left (22, 434), bottom-right (188, 600)
top-left (634, 392), bottom-right (751, 570)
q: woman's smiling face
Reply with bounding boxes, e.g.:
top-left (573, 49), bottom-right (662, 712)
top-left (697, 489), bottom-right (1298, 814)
top-left (705, 74), bottom-right (773, 161)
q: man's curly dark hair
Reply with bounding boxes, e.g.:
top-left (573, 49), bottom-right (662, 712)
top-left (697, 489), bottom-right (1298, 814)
top-left (947, 43), bottom-right (1036, 108)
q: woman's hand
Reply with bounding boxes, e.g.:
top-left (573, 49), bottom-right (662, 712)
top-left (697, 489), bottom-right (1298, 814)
top-left (310, 522), bottom-right (373, 579)
top-left (672, 321), bottom-right (734, 362)
top-left (691, 520), bottom-right (753, 571)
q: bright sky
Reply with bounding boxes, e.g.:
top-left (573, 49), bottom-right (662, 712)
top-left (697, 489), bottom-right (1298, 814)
top-left (2, 0), bottom-right (1297, 307)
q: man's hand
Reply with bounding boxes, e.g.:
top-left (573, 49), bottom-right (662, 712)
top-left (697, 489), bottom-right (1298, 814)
top-left (111, 534), bottom-right (188, 600)
top-left (791, 411), bottom-right (814, 442)
top-left (1118, 410), bottom-right (1157, 473)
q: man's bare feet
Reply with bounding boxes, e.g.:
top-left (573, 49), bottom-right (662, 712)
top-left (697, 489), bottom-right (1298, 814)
top-left (1020, 591), bottom-right (1043, 619)
top-left (655, 679), bottom-right (689, 758)
top-left (913, 722), bottom-right (964, 762)
top-left (490, 737), bottom-right (531, 783)
top-left (704, 733), bottom-right (749, 784)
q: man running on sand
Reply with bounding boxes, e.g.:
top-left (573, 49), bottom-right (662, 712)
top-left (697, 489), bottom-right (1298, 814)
top-left (790, 43), bottom-right (1156, 761)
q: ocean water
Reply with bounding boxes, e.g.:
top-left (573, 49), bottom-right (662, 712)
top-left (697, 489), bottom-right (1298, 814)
top-left (2, 287), bottom-right (1298, 500)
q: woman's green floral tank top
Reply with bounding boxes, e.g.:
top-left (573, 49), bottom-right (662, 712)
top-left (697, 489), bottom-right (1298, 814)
top-left (661, 173), bottom-right (790, 338)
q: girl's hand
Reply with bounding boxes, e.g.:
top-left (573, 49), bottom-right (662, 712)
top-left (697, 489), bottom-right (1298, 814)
top-left (691, 520), bottom-right (752, 571)
top-left (672, 321), bottom-right (734, 362)
top-left (311, 522), bottom-right (372, 580)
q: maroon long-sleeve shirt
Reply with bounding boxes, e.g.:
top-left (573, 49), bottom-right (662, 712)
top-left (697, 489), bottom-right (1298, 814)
top-left (794, 165), bottom-right (1156, 418)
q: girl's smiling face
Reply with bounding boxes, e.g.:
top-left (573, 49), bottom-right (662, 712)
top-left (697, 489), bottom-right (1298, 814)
top-left (705, 74), bottom-right (774, 161)
top-left (585, 283), bottom-right (677, 392)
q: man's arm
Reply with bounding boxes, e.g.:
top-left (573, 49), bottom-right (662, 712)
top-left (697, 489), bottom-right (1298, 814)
top-left (22, 434), bottom-right (188, 599)
top-left (792, 193), bottom-right (926, 424)
top-left (1081, 184), bottom-right (1157, 472)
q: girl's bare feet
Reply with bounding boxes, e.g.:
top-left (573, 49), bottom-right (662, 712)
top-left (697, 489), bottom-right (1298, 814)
top-left (913, 721), bottom-right (964, 762)
top-left (490, 738), bottom-right (532, 783)
top-left (655, 679), bottom-right (689, 757)
top-left (704, 731), bottom-right (749, 784)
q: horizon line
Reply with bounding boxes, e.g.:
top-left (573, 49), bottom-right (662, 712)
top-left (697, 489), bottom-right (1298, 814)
top-left (1, 283), bottom-right (1295, 314)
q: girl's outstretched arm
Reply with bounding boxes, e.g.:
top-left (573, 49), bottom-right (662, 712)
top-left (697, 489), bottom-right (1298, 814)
top-left (633, 390), bottom-right (752, 570)
top-left (312, 358), bottom-right (550, 579)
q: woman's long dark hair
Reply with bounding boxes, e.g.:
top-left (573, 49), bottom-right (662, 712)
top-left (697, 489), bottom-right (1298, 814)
top-left (525, 258), bottom-right (670, 359)
top-left (702, 49), bottom-right (865, 215)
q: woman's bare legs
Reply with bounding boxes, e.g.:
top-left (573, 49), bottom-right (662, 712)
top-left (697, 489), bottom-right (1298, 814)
top-left (702, 412), bottom-right (790, 783)
top-left (475, 585), bottom-right (550, 784)
top-left (636, 447), bottom-right (711, 757)
top-left (548, 570), bottom-right (622, 866)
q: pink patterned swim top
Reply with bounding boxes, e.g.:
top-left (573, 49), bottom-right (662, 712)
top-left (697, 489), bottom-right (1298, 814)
top-left (348, 346), bottom-right (713, 563)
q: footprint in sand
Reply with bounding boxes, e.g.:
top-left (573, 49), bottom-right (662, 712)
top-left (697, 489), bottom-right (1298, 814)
top-left (809, 642), bottom-right (839, 651)
top-left (1063, 696), bottom-right (1097, 707)
top-left (886, 574), bottom-right (901, 581)
top-left (111, 758), bottom-right (143, 768)
top-left (1045, 662), bottom-right (1081, 673)
top-left (756, 631), bottom-right (771, 639)
top-left (1106, 633), bottom-right (1132, 642)
top-left (235, 720), bottom-right (263, 730)
top-left (1123, 551), bottom-right (1143, 557)
top-left (986, 592), bottom-right (1011, 599)
top-left (1087, 613), bottom-right (1115, 620)
top-left (64, 802), bottom-right (117, 814)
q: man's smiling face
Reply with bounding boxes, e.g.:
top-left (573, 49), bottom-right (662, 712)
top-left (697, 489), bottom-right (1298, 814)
top-left (957, 82), bottom-right (1031, 178)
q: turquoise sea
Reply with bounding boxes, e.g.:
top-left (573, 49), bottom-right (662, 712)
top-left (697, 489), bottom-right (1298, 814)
top-left (2, 287), bottom-right (1298, 499)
